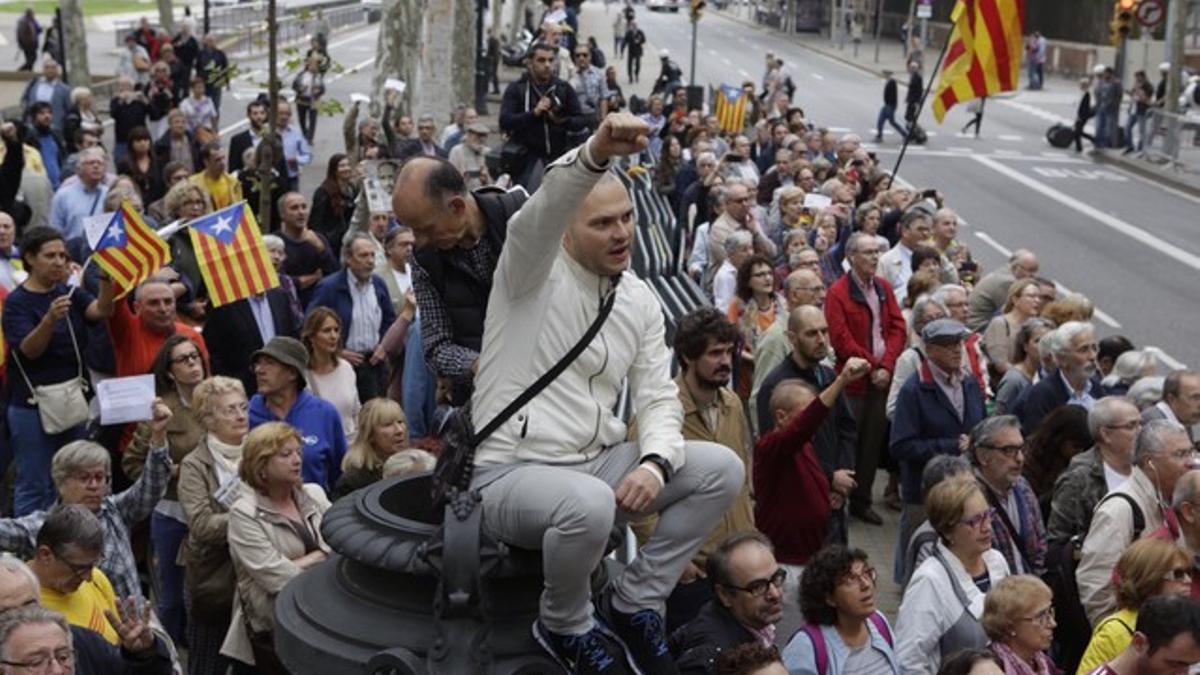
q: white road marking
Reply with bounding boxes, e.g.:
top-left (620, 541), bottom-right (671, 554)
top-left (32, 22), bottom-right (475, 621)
top-left (738, 68), bottom-right (751, 78)
top-left (974, 232), bottom-right (1122, 329)
top-left (811, 72), bottom-right (825, 80)
top-left (1144, 346), bottom-right (1187, 369)
top-left (1041, 151), bottom-right (1062, 157)
top-left (871, 148), bottom-right (1085, 162)
top-left (998, 134), bottom-right (1023, 142)
top-left (1031, 166), bottom-right (1130, 182)
top-left (994, 149), bottom-right (1022, 156)
top-left (721, 57), bottom-right (733, 66)
top-left (997, 98), bottom-right (1072, 126)
top-left (973, 154), bottom-right (1200, 273)
top-left (947, 146), bottom-right (973, 153)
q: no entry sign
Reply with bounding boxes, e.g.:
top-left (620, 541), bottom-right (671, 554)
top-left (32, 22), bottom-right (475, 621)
top-left (1137, 0), bottom-right (1165, 27)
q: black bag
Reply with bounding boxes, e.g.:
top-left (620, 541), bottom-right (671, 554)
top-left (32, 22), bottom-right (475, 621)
top-left (500, 139), bottom-right (530, 177)
top-left (908, 124), bottom-right (927, 145)
top-left (1046, 123), bottom-right (1074, 149)
top-left (431, 276), bottom-right (621, 510)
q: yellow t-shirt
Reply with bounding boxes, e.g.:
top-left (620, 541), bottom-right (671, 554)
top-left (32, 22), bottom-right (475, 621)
top-left (1077, 607), bottom-right (1137, 675)
top-left (191, 171), bottom-right (243, 211)
top-left (38, 566), bottom-right (121, 645)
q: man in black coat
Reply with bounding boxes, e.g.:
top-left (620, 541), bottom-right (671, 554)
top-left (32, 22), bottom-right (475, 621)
top-left (499, 42), bottom-right (586, 190)
top-left (203, 287), bottom-right (300, 395)
top-left (670, 533), bottom-right (783, 674)
top-left (904, 60), bottom-right (923, 126)
top-left (227, 99), bottom-right (268, 173)
top-left (875, 69), bottom-right (908, 142)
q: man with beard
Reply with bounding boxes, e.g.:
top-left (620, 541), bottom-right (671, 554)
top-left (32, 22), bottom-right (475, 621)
top-left (630, 308), bottom-right (755, 632)
top-left (228, 100), bottom-right (267, 174)
top-left (670, 533), bottom-right (787, 673)
top-left (1014, 321), bottom-right (1101, 434)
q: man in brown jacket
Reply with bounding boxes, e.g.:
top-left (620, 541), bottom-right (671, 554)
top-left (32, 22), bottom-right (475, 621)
top-left (631, 307), bottom-right (755, 632)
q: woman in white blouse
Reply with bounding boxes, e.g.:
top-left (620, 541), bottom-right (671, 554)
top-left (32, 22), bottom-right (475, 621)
top-left (301, 307), bottom-right (361, 443)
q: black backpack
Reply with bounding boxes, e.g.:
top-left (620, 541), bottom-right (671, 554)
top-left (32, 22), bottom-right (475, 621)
top-left (1044, 492), bottom-right (1144, 674)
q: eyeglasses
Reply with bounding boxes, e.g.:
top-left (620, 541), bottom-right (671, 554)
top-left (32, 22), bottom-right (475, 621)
top-left (982, 443), bottom-right (1026, 458)
top-left (171, 351), bottom-right (203, 365)
top-left (2, 649), bottom-right (76, 672)
top-left (1022, 605), bottom-right (1056, 627)
top-left (52, 547), bottom-right (101, 579)
top-left (71, 471), bottom-right (109, 487)
top-left (959, 508), bottom-right (996, 530)
top-left (1164, 567), bottom-right (1194, 583)
top-left (839, 565), bottom-right (877, 587)
top-left (722, 568), bottom-right (787, 597)
top-left (1166, 447), bottom-right (1198, 461)
top-left (1105, 420), bottom-right (1142, 432)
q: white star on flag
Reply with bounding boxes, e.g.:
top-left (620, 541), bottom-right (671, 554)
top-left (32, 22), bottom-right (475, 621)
top-left (210, 215), bottom-right (234, 236)
top-left (105, 224), bottom-right (124, 242)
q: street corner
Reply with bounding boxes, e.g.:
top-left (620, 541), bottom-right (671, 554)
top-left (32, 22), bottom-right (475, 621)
top-left (1091, 147), bottom-right (1200, 200)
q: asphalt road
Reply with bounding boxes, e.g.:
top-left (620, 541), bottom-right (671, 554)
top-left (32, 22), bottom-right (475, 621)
top-left (625, 5), bottom-right (1200, 371)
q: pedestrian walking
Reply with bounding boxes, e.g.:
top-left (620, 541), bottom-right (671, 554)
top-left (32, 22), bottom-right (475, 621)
top-left (293, 57), bottom-right (326, 144)
top-left (1093, 65), bottom-right (1122, 148)
top-left (1073, 78), bottom-right (1096, 152)
top-left (15, 9), bottom-right (40, 72)
top-left (875, 69), bottom-right (908, 142)
top-left (625, 20), bottom-right (645, 84)
top-left (961, 96), bottom-right (985, 138)
top-left (1124, 70), bottom-right (1153, 154)
top-left (613, 10), bottom-right (627, 60)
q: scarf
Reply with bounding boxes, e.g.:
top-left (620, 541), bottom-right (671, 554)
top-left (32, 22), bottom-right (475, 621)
top-left (990, 640), bottom-right (1059, 675)
top-left (207, 433), bottom-right (243, 486)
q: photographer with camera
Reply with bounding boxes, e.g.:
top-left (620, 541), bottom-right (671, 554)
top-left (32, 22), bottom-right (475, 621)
top-left (499, 42), bottom-right (587, 191)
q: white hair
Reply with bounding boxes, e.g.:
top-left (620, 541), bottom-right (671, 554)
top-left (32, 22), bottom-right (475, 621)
top-left (1102, 349), bottom-right (1157, 389)
top-left (1053, 321), bottom-right (1094, 357)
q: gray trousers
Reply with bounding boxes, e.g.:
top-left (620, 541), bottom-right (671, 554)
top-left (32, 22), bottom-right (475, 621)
top-left (476, 441), bottom-right (743, 635)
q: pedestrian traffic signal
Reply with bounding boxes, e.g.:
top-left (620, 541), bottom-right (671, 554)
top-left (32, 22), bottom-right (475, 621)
top-left (691, 0), bottom-right (705, 20)
top-left (1111, 0), bottom-right (1136, 44)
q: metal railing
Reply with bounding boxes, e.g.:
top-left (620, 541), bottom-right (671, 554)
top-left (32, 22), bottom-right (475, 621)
top-left (111, 0), bottom-right (359, 48)
top-left (1137, 108), bottom-right (1200, 176)
top-left (222, 5), bottom-right (368, 58)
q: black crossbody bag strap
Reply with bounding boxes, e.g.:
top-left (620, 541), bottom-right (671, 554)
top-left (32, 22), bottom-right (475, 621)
top-left (472, 275), bottom-right (619, 445)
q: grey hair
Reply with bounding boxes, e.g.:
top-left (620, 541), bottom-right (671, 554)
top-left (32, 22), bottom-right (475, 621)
top-left (910, 294), bottom-right (948, 337)
top-left (920, 454), bottom-right (972, 499)
top-left (723, 230), bottom-right (753, 256)
top-left (78, 146), bottom-right (106, 164)
top-left (968, 415), bottom-right (1021, 464)
top-left (695, 151), bottom-right (717, 165)
top-left (35, 504), bottom-right (104, 553)
top-left (70, 87), bottom-right (92, 105)
top-left (381, 449), bottom-right (437, 478)
top-left (417, 114), bottom-right (435, 125)
top-left (932, 284), bottom-right (967, 306)
top-left (1053, 321), bottom-right (1094, 357)
top-left (1172, 470), bottom-right (1200, 510)
top-left (0, 554), bottom-right (40, 597)
top-left (1128, 376), bottom-right (1166, 411)
top-left (1087, 396), bottom-right (1137, 438)
top-left (262, 234), bottom-right (285, 253)
top-left (1135, 419), bottom-right (1189, 465)
top-left (782, 228), bottom-right (808, 249)
top-left (1038, 329), bottom-right (1061, 361)
top-left (1102, 350), bottom-right (1157, 389)
top-left (0, 607), bottom-right (71, 663)
top-left (819, 179), bottom-right (841, 198)
top-left (343, 232), bottom-right (377, 262)
top-left (50, 441), bottom-right (110, 490)
top-left (846, 231), bottom-right (876, 255)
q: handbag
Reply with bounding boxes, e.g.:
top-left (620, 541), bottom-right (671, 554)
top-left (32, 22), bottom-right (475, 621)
top-left (431, 276), bottom-right (621, 510)
top-left (11, 311), bottom-right (90, 435)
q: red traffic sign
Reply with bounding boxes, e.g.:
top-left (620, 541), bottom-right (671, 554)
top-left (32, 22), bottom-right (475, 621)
top-left (1137, 0), bottom-right (1165, 27)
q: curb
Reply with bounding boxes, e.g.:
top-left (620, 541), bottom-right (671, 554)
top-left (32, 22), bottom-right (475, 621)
top-left (1092, 150), bottom-right (1200, 198)
top-left (711, 9), bottom-right (891, 80)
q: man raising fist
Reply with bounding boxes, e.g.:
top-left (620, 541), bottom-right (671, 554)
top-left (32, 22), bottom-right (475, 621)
top-left (470, 113), bottom-right (744, 674)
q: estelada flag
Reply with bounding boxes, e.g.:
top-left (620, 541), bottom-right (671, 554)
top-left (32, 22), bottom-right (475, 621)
top-left (713, 83), bottom-right (748, 134)
top-left (187, 201), bottom-right (279, 307)
top-left (92, 200), bottom-right (172, 299)
top-left (931, 0), bottom-right (1025, 123)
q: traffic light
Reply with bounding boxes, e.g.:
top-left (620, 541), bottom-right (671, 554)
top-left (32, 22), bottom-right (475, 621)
top-left (1111, 0), bottom-right (1136, 45)
top-left (691, 0), bottom-right (705, 20)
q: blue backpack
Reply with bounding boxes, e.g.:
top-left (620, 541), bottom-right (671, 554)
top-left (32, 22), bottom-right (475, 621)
top-left (800, 612), bottom-right (894, 675)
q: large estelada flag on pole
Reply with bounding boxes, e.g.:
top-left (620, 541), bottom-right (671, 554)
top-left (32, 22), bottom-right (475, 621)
top-left (931, 0), bottom-right (1025, 123)
top-left (187, 201), bottom-right (279, 307)
top-left (713, 83), bottom-right (748, 133)
top-left (92, 201), bottom-right (172, 299)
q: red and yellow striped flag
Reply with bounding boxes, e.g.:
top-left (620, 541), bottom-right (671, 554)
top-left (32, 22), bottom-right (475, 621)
top-left (931, 0), bottom-right (1025, 123)
top-left (187, 201), bottom-right (279, 307)
top-left (713, 83), bottom-right (748, 134)
top-left (92, 201), bottom-right (172, 299)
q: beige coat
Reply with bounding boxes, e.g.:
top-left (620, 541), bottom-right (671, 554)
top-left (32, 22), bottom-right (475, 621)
top-left (220, 483), bottom-right (331, 665)
top-left (176, 437), bottom-right (238, 621)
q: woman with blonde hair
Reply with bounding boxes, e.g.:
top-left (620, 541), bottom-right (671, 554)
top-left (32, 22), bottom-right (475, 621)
top-left (222, 422), bottom-right (330, 673)
top-left (301, 306), bottom-right (361, 443)
top-left (332, 398), bottom-right (409, 499)
top-left (178, 375), bottom-right (251, 675)
top-left (981, 575), bottom-right (1057, 675)
top-left (983, 279), bottom-right (1044, 383)
top-left (1076, 538), bottom-right (1192, 675)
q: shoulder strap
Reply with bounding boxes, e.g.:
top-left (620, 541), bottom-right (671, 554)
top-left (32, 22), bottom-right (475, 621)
top-left (471, 275), bottom-right (620, 446)
top-left (1100, 491), bottom-right (1145, 538)
top-left (931, 545), bottom-right (974, 611)
top-left (867, 612), bottom-right (893, 647)
top-left (980, 482), bottom-right (1032, 570)
top-left (801, 624), bottom-right (829, 675)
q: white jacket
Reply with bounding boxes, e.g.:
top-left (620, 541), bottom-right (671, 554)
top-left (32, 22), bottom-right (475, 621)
top-left (895, 541), bottom-right (1010, 675)
top-left (472, 142), bottom-right (685, 472)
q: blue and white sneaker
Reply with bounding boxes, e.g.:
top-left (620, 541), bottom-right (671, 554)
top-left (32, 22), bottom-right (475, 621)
top-left (533, 619), bottom-right (637, 674)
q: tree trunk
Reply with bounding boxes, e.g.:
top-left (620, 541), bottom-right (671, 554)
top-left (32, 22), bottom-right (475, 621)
top-left (372, 0), bottom-right (423, 116)
top-left (60, 0), bottom-right (90, 85)
top-left (414, 0), bottom-right (460, 118)
top-left (453, 0), bottom-right (478, 108)
top-left (510, 0), bottom-right (528, 42)
top-left (157, 0), bottom-right (175, 35)
top-left (492, 0), bottom-right (504, 43)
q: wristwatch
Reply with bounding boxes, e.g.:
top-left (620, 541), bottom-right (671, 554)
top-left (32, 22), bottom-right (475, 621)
top-left (641, 454), bottom-right (673, 484)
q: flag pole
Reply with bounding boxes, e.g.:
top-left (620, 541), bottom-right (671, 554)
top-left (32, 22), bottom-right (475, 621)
top-left (886, 26), bottom-right (955, 190)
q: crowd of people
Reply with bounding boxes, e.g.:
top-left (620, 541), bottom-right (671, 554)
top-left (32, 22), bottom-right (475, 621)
top-left (0, 5), bottom-right (1198, 675)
